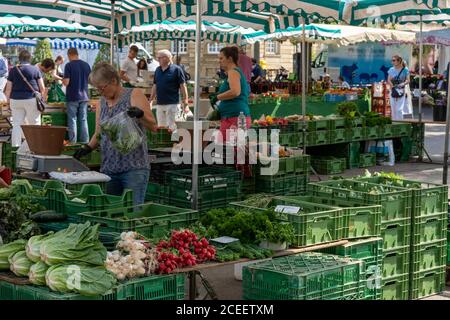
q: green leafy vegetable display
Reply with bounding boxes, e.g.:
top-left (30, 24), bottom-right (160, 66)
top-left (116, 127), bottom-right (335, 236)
top-left (9, 250), bottom-right (33, 277)
top-left (100, 110), bottom-right (144, 155)
top-left (0, 239), bottom-right (26, 270)
top-left (364, 111), bottom-right (392, 127)
top-left (39, 222), bottom-right (107, 266)
top-left (200, 208), bottom-right (294, 245)
top-left (45, 265), bottom-right (117, 296)
top-left (337, 101), bottom-right (359, 118)
top-left (215, 242), bottom-right (273, 262)
top-left (28, 261), bottom-right (49, 286)
top-left (26, 233), bottom-right (54, 263)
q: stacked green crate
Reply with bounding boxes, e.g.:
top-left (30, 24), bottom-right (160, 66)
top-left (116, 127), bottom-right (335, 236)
top-left (254, 154), bottom-right (310, 195)
top-left (164, 167), bottom-right (242, 212)
top-left (311, 156), bottom-right (346, 175)
top-left (315, 237), bottom-right (383, 300)
top-left (243, 252), bottom-right (366, 300)
top-left (351, 176), bottom-right (448, 299)
top-left (309, 179), bottom-right (412, 299)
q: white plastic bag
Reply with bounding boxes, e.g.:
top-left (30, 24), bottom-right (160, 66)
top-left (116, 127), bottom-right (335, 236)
top-left (365, 140), bottom-right (395, 166)
top-left (100, 110), bottom-right (144, 154)
top-left (49, 171), bottom-right (111, 184)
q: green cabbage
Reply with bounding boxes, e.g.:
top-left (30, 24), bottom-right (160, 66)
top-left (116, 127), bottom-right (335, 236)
top-left (0, 239), bottom-right (26, 270)
top-left (28, 261), bottom-right (49, 285)
top-left (9, 250), bottom-right (33, 277)
top-left (39, 222), bottom-right (106, 266)
top-left (45, 265), bottom-right (117, 296)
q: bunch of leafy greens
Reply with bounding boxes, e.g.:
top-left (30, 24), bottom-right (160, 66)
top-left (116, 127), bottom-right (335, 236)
top-left (26, 233), bottom-right (54, 263)
top-left (28, 261), bottom-right (49, 286)
top-left (9, 250), bottom-right (33, 277)
top-left (39, 222), bottom-right (106, 266)
top-left (0, 239), bottom-right (26, 270)
top-left (200, 208), bottom-right (294, 245)
top-left (364, 111), bottom-right (392, 127)
top-left (45, 265), bottom-right (116, 296)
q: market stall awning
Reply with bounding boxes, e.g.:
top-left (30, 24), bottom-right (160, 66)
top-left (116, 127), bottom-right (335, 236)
top-left (0, 14), bottom-right (109, 43)
top-left (243, 23), bottom-right (417, 46)
top-left (50, 38), bottom-right (101, 50)
top-left (119, 19), bottom-right (265, 46)
top-left (0, 0), bottom-right (344, 34)
top-left (419, 27), bottom-right (450, 45)
top-left (339, 0), bottom-right (445, 25)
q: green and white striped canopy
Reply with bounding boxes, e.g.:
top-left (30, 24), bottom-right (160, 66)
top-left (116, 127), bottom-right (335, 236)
top-left (119, 19), bottom-right (265, 46)
top-left (0, 0), bottom-right (344, 34)
top-left (0, 14), bottom-right (109, 42)
top-left (339, 0), bottom-right (447, 25)
top-left (243, 23), bottom-right (417, 45)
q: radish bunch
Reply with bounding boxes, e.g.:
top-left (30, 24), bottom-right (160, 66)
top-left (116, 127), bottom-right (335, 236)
top-left (156, 230), bottom-right (216, 274)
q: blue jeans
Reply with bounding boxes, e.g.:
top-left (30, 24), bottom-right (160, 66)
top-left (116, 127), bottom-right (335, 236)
top-left (67, 101), bottom-right (89, 143)
top-left (106, 169), bottom-right (150, 206)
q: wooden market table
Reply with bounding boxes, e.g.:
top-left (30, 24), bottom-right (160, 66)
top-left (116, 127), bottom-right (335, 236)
top-left (174, 240), bottom-right (349, 300)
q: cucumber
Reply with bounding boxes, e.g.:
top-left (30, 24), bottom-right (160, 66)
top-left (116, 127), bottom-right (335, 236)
top-left (30, 210), bottom-right (67, 222)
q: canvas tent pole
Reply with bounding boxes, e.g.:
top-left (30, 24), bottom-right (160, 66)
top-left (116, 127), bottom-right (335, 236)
top-left (443, 63), bottom-right (450, 184)
top-left (191, 0), bottom-right (203, 210)
top-left (110, 0), bottom-right (115, 66)
top-left (418, 14), bottom-right (423, 124)
top-left (302, 18), bottom-right (307, 154)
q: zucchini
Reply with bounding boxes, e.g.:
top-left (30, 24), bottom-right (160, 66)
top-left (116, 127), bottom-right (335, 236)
top-left (29, 210), bottom-right (67, 222)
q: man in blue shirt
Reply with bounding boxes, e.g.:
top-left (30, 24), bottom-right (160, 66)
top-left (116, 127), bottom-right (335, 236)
top-left (149, 50), bottom-right (188, 131)
top-left (63, 48), bottom-right (91, 143)
top-left (251, 58), bottom-right (263, 83)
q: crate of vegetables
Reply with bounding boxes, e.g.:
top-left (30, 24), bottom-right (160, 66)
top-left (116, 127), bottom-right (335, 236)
top-left (359, 153), bottom-right (376, 168)
top-left (329, 129), bottom-right (349, 144)
top-left (77, 202), bottom-right (198, 238)
top-left (309, 179), bottom-right (412, 223)
top-left (347, 127), bottom-right (365, 142)
top-left (14, 274), bottom-right (185, 300)
top-left (231, 195), bottom-right (344, 247)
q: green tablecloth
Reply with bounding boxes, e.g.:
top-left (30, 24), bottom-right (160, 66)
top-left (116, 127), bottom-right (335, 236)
top-left (249, 96), bottom-right (371, 119)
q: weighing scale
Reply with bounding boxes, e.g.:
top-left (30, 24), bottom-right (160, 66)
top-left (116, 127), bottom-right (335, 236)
top-left (16, 153), bottom-right (89, 175)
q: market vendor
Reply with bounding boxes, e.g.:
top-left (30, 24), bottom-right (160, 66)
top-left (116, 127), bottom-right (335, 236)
top-left (322, 74), bottom-right (332, 90)
top-left (214, 46), bottom-right (251, 142)
top-left (74, 62), bottom-right (157, 205)
top-left (337, 76), bottom-right (351, 89)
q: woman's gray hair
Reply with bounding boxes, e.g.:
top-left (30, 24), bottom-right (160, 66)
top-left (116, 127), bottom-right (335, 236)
top-left (89, 62), bottom-right (120, 85)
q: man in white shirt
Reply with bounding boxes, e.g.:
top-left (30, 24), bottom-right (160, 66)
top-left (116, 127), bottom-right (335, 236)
top-left (120, 45), bottom-right (138, 86)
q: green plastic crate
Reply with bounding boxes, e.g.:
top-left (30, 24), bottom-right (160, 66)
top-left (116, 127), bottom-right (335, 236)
top-left (381, 274), bottom-right (409, 300)
top-left (17, 174), bottom-right (107, 193)
top-left (148, 128), bottom-right (176, 148)
top-left (379, 125), bottom-right (394, 139)
top-left (0, 280), bottom-right (16, 300)
top-left (410, 240), bottom-right (447, 274)
top-left (282, 196), bottom-right (382, 240)
top-left (447, 230), bottom-right (450, 265)
top-left (242, 253), bottom-right (366, 300)
top-left (347, 127), bottom-right (365, 142)
top-left (381, 219), bottom-right (411, 252)
top-left (77, 202), bottom-right (199, 239)
top-left (345, 117), bottom-right (365, 128)
top-left (354, 177), bottom-right (448, 219)
top-left (45, 184), bottom-right (133, 217)
top-left (382, 245), bottom-right (410, 279)
top-left (311, 157), bottom-right (346, 175)
top-left (328, 117), bottom-right (347, 130)
top-left (392, 123), bottom-right (412, 137)
top-left (14, 274), bottom-right (185, 300)
top-left (307, 119), bottom-right (330, 131)
top-left (329, 129), bottom-right (348, 144)
top-left (410, 267), bottom-right (446, 299)
top-left (359, 153), bottom-right (376, 168)
top-left (255, 155), bottom-right (310, 176)
top-left (256, 174), bottom-right (308, 196)
top-left (309, 179), bottom-right (412, 223)
top-left (145, 181), bottom-right (167, 203)
top-left (365, 126), bottom-right (379, 139)
top-left (412, 212), bottom-right (447, 246)
top-left (306, 131), bottom-right (330, 146)
top-left (315, 237), bottom-right (383, 300)
top-left (231, 197), bottom-right (344, 247)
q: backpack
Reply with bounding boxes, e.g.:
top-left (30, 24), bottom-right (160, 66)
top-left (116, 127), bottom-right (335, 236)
top-left (0, 58), bottom-right (7, 78)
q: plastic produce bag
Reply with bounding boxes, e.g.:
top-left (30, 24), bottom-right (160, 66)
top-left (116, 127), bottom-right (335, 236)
top-left (47, 83), bottom-right (66, 103)
top-left (100, 110), bottom-right (144, 154)
top-left (49, 171), bottom-right (111, 184)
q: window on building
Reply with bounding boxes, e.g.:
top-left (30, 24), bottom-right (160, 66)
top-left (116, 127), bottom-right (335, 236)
top-left (170, 40), bottom-right (188, 54)
top-left (207, 42), bottom-right (224, 54)
top-left (265, 40), bottom-right (280, 55)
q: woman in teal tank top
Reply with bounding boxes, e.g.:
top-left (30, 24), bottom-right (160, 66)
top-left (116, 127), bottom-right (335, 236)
top-left (217, 46), bottom-right (251, 142)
